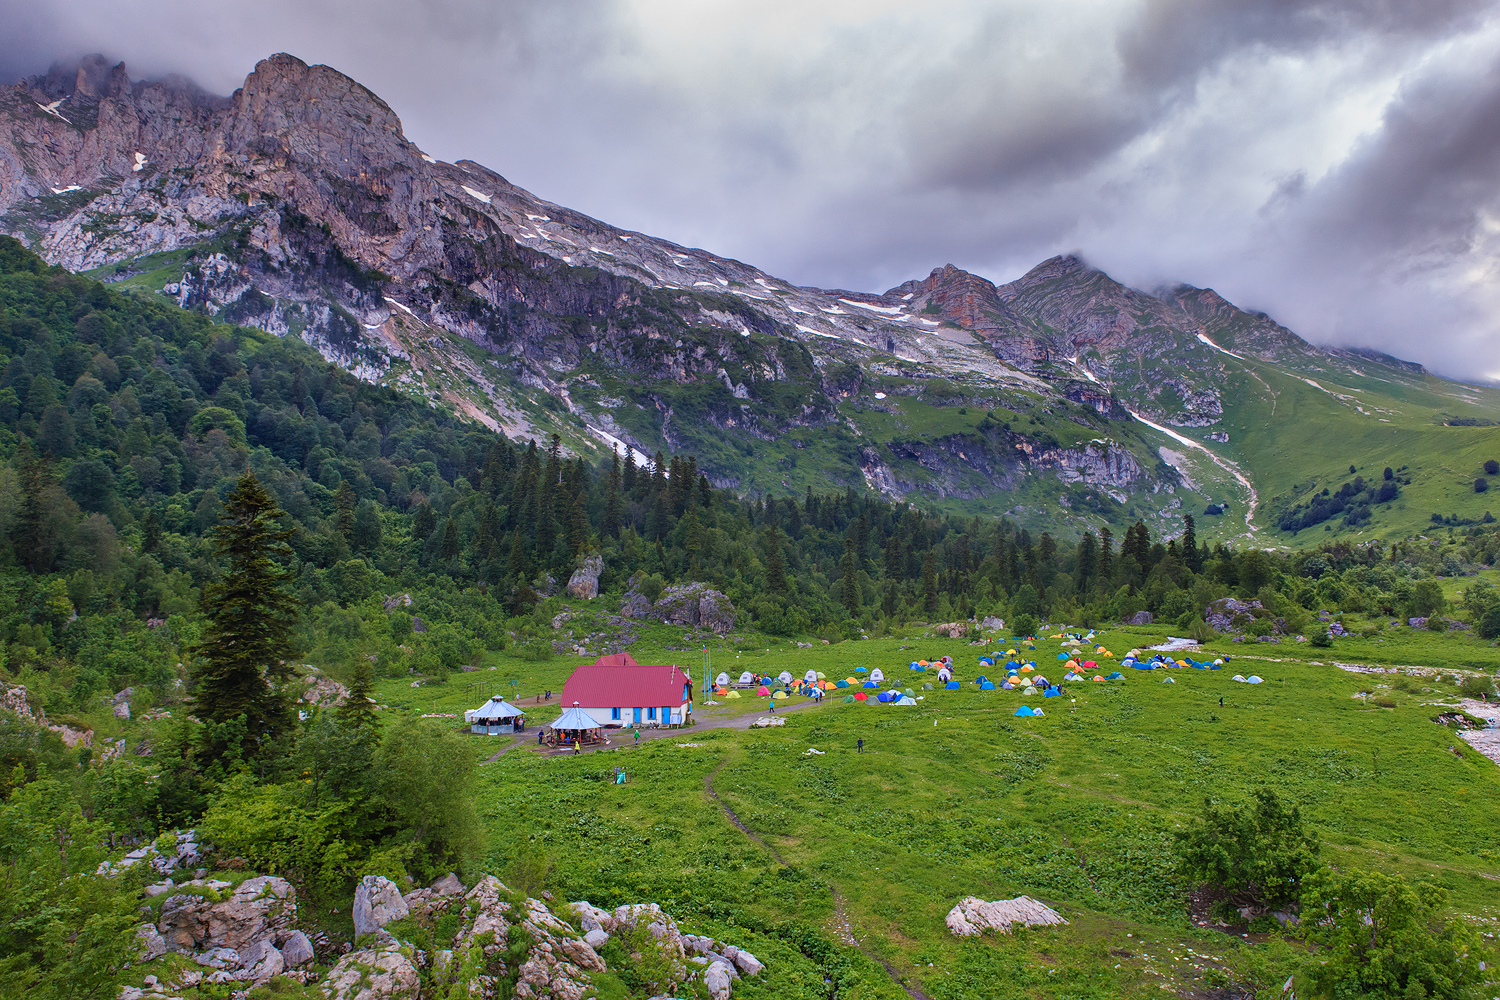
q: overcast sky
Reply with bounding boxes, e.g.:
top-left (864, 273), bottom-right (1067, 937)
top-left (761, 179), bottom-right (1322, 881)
top-left (6, 0), bottom-right (1500, 378)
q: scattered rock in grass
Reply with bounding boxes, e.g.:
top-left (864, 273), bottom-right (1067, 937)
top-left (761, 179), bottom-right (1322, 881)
top-left (946, 896), bottom-right (1068, 936)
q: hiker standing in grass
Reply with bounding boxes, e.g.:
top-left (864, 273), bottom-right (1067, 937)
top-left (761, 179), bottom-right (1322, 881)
top-left (857, 738), bottom-right (864, 754)
top-left (633, 729), bottom-right (640, 745)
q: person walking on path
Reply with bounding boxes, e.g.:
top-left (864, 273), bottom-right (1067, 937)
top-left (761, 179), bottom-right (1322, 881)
top-left (573, 739), bottom-right (580, 755)
top-left (857, 738), bottom-right (863, 754)
top-left (633, 729), bottom-right (640, 745)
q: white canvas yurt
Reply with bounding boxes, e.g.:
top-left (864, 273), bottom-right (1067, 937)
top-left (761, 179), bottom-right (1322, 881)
top-left (469, 697), bottom-right (526, 735)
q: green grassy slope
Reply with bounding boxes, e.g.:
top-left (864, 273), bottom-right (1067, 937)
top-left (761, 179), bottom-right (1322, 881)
top-left (1205, 353), bottom-right (1500, 540)
top-left (368, 621), bottom-right (1500, 999)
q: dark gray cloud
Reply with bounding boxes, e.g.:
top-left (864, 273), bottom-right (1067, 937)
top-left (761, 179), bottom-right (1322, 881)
top-left (5, 1), bottom-right (1500, 377)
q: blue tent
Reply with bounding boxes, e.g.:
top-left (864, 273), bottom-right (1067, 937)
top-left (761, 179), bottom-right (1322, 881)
top-left (863, 680), bottom-right (879, 689)
top-left (979, 657), bottom-right (994, 666)
top-left (979, 680), bottom-right (995, 690)
top-left (1208, 664), bottom-right (1222, 670)
top-left (1131, 662), bottom-right (1155, 671)
top-left (1001, 681), bottom-right (1015, 690)
top-left (976, 675), bottom-right (989, 683)
top-left (1014, 705), bottom-right (1036, 717)
top-left (910, 661), bottom-right (921, 669)
top-left (855, 667), bottom-right (869, 674)
top-left (1106, 671), bottom-right (1125, 680)
top-left (1044, 688), bottom-right (1061, 697)
top-left (945, 681), bottom-right (961, 690)
top-left (1056, 653), bottom-right (1069, 660)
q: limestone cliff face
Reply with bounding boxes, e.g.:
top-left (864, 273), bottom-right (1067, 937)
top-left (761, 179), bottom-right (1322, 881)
top-left (4, 50), bottom-right (1356, 527)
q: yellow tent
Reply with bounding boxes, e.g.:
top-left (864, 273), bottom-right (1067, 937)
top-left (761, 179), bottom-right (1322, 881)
top-left (725, 690), bottom-right (741, 699)
top-left (772, 690), bottom-right (788, 700)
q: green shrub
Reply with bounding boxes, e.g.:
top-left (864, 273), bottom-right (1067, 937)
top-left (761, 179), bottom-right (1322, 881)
top-left (1459, 675), bottom-right (1496, 700)
top-left (1298, 867), bottom-right (1490, 999)
top-left (1308, 627), bottom-right (1333, 648)
top-left (1175, 789), bottom-right (1321, 921)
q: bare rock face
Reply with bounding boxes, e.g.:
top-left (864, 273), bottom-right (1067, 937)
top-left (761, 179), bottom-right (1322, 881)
top-left (2, 683), bottom-right (92, 747)
top-left (157, 875), bottom-right (297, 954)
top-left (454, 875), bottom-right (513, 955)
top-left (238, 937), bottom-right (285, 982)
top-left (135, 922), bottom-right (168, 962)
top-left (647, 583), bottom-right (736, 634)
top-left (565, 555), bottom-right (604, 600)
top-left (945, 895), bottom-right (1068, 936)
top-left (321, 938), bottom-right (420, 1000)
top-left (510, 897), bottom-right (606, 1000)
top-left (1126, 611), bottom-right (1154, 626)
top-left (353, 875), bottom-right (410, 937)
top-left (705, 960), bottom-right (734, 1000)
top-left (933, 622), bottom-right (969, 638)
top-left (302, 674), bottom-right (351, 708)
top-left (279, 929), bottom-right (314, 967)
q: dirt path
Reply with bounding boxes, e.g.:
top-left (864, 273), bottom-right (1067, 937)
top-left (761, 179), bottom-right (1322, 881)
top-left (482, 698), bottom-right (828, 762)
top-left (702, 760), bottom-right (931, 1000)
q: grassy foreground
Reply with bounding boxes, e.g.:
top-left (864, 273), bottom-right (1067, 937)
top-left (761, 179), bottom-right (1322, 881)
top-left (389, 625), bottom-right (1500, 999)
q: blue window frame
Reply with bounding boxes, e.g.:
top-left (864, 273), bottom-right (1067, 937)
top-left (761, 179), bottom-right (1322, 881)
top-left (647, 707), bottom-right (656, 721)
top-left (611, 707), bottom-right (620, 720)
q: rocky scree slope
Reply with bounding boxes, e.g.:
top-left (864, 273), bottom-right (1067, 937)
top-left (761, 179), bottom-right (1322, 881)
top-left (2, 53), bottom-right (1486, 535)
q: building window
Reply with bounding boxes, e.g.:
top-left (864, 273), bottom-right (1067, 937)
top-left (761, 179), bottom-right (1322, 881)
top-left (611, 707), bottom-right (620, 720)
top-left (647, 707), bottom-right (656, 720)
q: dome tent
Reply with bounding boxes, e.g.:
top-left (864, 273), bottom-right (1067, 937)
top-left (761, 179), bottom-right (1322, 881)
top-left (716, 672), bottom-right (731, 687)
top-left (1014, 705), bottom-right (1036, 717)
top-left (803, 669), bottom-right (819, 683)
top-left (778, 671), bottom-right (794, 684)
top-left (945, 681), bottom-right (961, 690)
top-left (738, 671), bottom-right (755, 685)
top-left (756, 686), bottom-right (771, 696)
top-left (869, 668), bottom-right (886, 683)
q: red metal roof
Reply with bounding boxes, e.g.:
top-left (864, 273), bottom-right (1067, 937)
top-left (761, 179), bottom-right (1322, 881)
top-left (562, 655), bottom-right (692, 708)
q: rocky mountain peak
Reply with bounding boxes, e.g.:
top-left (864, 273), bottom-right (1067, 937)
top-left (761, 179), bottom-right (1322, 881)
top-left (232, 54), bottom-right (407, 148)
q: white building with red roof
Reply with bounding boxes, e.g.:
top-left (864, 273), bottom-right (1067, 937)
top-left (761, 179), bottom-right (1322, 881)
top-left (561, 653), bottom-right (694, 728)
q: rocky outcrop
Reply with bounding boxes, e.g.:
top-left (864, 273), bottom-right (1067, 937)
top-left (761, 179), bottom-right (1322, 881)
top-left (946, 896), bottom-right (1068, 936)
top-left (157, 876), bottom-right (297, 954)
top-left (98, 828), bottom-right (203, 876)
top-left (2, 683), bottom-right (93, 747)
top-left (622, 582), bottom-right (737, 633)
top-left (301, 673), bottom-right (351, 708)
top-left (1018, 438), bottom-right (1145, 487)
top-left (565, 555), bottom-right (604, 600)
top-left (322, 937), bottom-right (420, 1000)
top-left (1205, 597), bottom-right (1266, 634)
top-left (353, 875), bottom-right (409, 937)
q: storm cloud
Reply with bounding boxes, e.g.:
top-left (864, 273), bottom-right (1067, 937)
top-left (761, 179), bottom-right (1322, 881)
top-left (5, 0), bottom-right (1500, 377)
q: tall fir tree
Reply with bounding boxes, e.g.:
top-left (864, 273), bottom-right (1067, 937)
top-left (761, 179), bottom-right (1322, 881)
top-left (336, 657), bottom-right (380, 737)
top-left (763, 524), bottom-right (788, 595)
top-left (922, 551), bottom-right (938, 617)
top-left (604, 448), bottom-right (622, 538)
top-left (11, 440), bottom-right (55, 573)
top-left (194, 470), bottom-right (299, 761)
top-left (841, 538), bottom-right (860, 616)
top-left (1182, 514), bottom-right (1202, 573)
top-left (439, 519), bottom-right (460, 563)
top-left (334, 480), bottom-right (356, 542)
